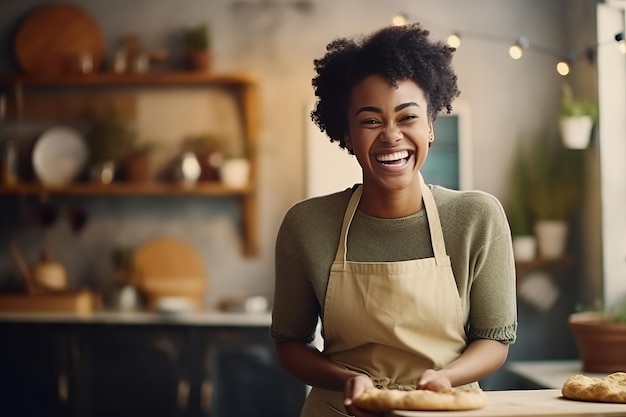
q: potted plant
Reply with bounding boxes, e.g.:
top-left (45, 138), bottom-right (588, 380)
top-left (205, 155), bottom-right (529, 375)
top-left (82, 106), bottom-right (138, 183)
top-left (525, 128), bottom-right (582, 259)
top-left (182, 23), bottom-right (212, 71)
top-left (506, 141), bottom-right (536, 262)
top-left (570, 297), bottom-right (626, 372)
top-left (120, 141), bottom-right (157, 182)
top-left (559, 83), bottom-right (598, 149)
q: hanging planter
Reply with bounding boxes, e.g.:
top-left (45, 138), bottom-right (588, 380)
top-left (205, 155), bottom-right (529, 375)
top-left (559, 116), bottom-right (593, 149)
top-left (559, 84), bottom-right (597, 150)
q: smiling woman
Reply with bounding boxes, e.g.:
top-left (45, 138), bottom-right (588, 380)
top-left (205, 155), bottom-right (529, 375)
top-left (272, 23), bottom-right (516, 417)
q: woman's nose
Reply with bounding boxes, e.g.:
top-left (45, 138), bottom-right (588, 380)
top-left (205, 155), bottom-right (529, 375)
top-left (379, 124), bottom-right (402, 143)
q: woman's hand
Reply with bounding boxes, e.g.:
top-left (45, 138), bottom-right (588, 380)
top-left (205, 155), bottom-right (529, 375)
top-left (416, 369), bottom-right (452, 392)
top-left (343, 374), bottom-right (381, 417)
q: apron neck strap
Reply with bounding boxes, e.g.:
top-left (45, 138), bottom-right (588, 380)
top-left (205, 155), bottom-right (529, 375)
top-left (419, 173), bottom-right (449, 265)
top-left (335, 175), bottom-right (449, 265)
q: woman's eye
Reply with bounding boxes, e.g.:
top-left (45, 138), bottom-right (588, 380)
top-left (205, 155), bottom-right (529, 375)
top-left (400, 114), bottom-right (417, 122)
top-left (360, 119), bottom-right (380, 126)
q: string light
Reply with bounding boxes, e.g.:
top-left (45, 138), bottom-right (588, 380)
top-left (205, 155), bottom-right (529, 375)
top-left (392, 13), bottom-right (408, 27)
top-left (556, 61), bottom-right (570, 76)
top-left (393, 14), bottom-right (626, 77)
top-left (447, 32), bottom-right (461, 48)
top-left (509, 37), bottom-right (529, 60)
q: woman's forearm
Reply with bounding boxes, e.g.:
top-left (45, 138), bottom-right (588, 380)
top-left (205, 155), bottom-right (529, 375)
top-left (275, 340), bottom-right (363, 391)
top-left (438, 339), bottom-right (509, 387)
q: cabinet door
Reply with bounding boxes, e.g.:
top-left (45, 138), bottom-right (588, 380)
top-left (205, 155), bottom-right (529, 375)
top-left (0, 324), bottom-right (70, 417)
top-left (202, 328), bottom-right (306, 417)
top-left (84, 326), bottom-right (190, 417)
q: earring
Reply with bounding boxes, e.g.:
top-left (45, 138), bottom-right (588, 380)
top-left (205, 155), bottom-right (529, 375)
top-left (428, 133), bottom-right (434, 141)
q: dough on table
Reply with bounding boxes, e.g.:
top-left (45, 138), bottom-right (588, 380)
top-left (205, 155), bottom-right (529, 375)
top-left (351, 386), bottom-right (487, 412)
top-left (562, 372), bottom-right (626, 403)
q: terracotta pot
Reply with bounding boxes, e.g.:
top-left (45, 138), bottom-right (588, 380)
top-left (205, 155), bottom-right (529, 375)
top-left (185, 50), bottom-right (212, 72)
top-left (122, 154), bottom-right (151, 182)
top-left (569, 312), bottom-right (626, 373)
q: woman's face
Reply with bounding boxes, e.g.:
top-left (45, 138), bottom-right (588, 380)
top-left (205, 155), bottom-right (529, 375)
top-left (345, 75), bottom-right (433, 193)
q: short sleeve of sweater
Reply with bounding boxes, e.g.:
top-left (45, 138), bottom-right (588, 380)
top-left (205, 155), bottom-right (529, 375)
top-left (271, 189), bottom-right (351, 343)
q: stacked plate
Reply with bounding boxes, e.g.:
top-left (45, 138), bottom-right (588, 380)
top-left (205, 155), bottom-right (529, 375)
top-left (32, 126), bottom-right (88, 186)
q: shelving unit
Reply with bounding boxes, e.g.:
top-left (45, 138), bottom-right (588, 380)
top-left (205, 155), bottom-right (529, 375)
top-left (0, 71), bottom-right (260, 256)
top-left (515, 253), bottom-right (575, 277)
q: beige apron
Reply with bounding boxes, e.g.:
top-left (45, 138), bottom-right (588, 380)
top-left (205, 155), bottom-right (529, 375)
top-left (300, 175), bottom-right (472, 417)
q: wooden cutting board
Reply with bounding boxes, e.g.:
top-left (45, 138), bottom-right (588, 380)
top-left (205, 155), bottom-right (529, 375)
top-left (388, 389), bottom-right (626, 417)
top-left (14, 3), bottom-right (105, 75)
top-left (131, 237), bottom-right (210, 310)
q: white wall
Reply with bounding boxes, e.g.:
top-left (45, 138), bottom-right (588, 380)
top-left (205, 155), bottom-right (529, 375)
top-left (0, 0), bottom-right (583, 308)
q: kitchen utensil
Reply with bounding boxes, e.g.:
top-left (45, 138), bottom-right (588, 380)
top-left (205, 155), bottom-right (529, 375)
top-left (31, 250), bottom-right (68, 291)
top-left (9, 244), bottom-right (68, 292)
top-left (32, 126), bottom-right (88, 186)
top-left (131, 237), bottom-right (209, 311)
top-left (14, 3), bottom-right (105, 75)
top-left (9, 243), bottom-right (37, 293)
top-left (67, 203), bottom-right (88, 232)
top-left (217, 294), bottom-right (269, 313)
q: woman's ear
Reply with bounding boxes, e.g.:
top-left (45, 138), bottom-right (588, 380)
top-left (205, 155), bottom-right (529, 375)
top-left (344, 134), bottom-right (354, 154)
top-left (428, 122), bottom-right (435, 147)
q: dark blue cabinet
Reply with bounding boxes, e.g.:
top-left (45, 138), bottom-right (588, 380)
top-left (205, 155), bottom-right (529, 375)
top-left (0, 321), bottom-right (306, 417)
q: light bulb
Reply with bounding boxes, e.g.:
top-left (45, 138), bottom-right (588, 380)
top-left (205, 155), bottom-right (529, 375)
top-left (509, 37), bottom-right (529, 60)
top-left (509, 45), bottom-right (523, 60)
top-left (447, 33), bottom-right (461, 48)
top-left (392, 13), bottom-right (408, 26)
top-left (556, 61), bottom-right (570, 76)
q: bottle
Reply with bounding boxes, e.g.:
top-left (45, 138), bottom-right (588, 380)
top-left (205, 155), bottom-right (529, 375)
top-left (0, 139), bottom-right (18, 186)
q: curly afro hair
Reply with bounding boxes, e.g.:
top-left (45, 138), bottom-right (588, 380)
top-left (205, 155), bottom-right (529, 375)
top-left (311, 23), bottom-right (460, 151)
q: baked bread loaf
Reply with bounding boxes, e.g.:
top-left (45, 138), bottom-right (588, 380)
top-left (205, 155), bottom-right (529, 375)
top-left (351, 387), bottom-right (487, 412)
top-left (562, 372), bottom-right (626, 403)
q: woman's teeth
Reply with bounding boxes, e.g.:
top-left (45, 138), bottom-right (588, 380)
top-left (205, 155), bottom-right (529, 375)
top-left (376, 150), bottom-right (410, 164)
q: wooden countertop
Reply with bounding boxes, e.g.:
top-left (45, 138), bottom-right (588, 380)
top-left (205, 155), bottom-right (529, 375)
top-left (0, 310), bottom-right (272, 326)
top-left (388, 389), bottom-right (626, 417)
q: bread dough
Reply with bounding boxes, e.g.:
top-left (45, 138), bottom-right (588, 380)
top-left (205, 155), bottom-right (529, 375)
top-left (562, 372), bottom-right (626, 403)
top-left (351, 387), bottom-right (487, 412)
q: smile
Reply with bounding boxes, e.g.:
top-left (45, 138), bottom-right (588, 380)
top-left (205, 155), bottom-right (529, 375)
top-left (375, 150), bottom-right (412, 165)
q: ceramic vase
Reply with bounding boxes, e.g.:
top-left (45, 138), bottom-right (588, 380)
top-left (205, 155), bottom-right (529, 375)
top-left (534, 220), bottom-right (568, 259)
top-left (560, 116), bottom-right (593, 149)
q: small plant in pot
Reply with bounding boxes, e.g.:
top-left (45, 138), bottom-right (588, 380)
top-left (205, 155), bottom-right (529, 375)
top-left (506, 141), bottom-right (536, 262)
top-left (82, 106), bottom-right (137, 183)
top-left (182, 23), bottom-right (212, 71)
top-left (570, 297), bottom-right (626, 373)
top-left (525, 128), bottom-right (582, 259)
top-left (120, 141), bottom-right (158, 182)
top-left (559, 83), bottom-right (598, 150)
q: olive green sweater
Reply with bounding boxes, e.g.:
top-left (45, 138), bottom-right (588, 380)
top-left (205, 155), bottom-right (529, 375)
top-left (271, 184), bottom-right (517, 345)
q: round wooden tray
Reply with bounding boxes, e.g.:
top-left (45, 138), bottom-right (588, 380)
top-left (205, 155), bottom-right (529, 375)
top-left (14, 3), bottom-right (105, 76)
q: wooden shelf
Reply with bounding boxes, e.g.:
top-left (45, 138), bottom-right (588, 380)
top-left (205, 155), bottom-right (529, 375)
top-left (0, 71), bottom-right (260, 256)
top-left (515, 253), bottom-right (575, 271)
top-left (0, 71), bottom-right (257, 88)
top-left (0, 182), bottom-right (254, 197)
